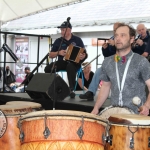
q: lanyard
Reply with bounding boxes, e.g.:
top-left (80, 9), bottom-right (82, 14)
top-left (116, 53), bottom-right (134, 106)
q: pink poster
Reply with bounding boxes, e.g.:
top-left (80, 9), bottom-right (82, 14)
top-left (15, 38), bottom-right (29, 83)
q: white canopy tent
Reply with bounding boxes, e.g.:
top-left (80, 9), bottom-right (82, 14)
top-left (0, 0), bottom-right (87, 23)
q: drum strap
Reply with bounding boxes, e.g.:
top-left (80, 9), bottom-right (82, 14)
top-left (116, 53), bottom-right (134, 106)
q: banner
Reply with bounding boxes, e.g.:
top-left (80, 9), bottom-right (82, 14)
top-left (15, 38), bottom-right (29, 82)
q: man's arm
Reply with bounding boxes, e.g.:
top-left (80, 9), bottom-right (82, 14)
top-left (134, 39), bottom-right (149, 57)
top-left (142, 52), bottom-right (149, 57)
top-left (140, 79), bottom-right (150, 115)
top-left (102, 42), bottom-right (116, 58)
top-left (91, 81), bottom-right (111, 115)
top-left (49, 50), bottom-right (66, 58)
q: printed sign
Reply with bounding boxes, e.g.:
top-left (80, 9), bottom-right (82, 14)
top-left (0, 110), bottom-right (7, 138)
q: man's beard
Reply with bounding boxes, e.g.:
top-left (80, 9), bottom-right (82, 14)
top-left (116, 41), bottom-right (131, 52)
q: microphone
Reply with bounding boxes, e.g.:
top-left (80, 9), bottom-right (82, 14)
top-left (0, 48), bottom-right (3, 53)
top-left (135, 34), bottom-right (141, 41)
top-left (2, 43), bottom-right (18, 61)
top-left (67, 17), bottom-right (71, 23)
top-left (2, 43), bottom-right (23, 68)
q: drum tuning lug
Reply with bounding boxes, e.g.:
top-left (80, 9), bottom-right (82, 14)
top-left (43, 127), bottom-right (50, 139)
top-left (43, 114), bottom-right (51, 139)
top-left (102, 134), bottom-right (107, 143)
top-left (102, 122), bottom-right (111, 144)
top-left (77, 116), bottom-right (84, 140)
top-left (18, 118), bottom-right (25, 142)
top-left (128, 125), bottom-right (138, 149)
top-left (129, 137), bottom-right (134, 149)
top-left (108, 135), bottom-right (113, 146)
top-left (148, 137), bottom-right (150, 147)
top-left (19, 131), bottom-right (25, 142)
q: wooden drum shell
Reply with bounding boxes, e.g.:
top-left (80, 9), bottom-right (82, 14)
top-left (105, 114), bottom-right (150, 150)
top-left (20, 110), bottom-right (107, 150)
top-left (0, 116), bottom-right (21, 150)
top-left (106, 124), bottom-right (150, 150)
top-left (0, 101), bottom-right (42, 150)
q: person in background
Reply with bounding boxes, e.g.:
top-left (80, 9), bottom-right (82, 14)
top-left (19, 67), bottom-right (34, 92)
top-left (132, 23), bottom-right (150, 57)
top-left (102, 22), bottom-right (122, 57)
top-left (0, 67), bottom-right (3, 92)
top-left (44, 20), bottom-right (87, 98)
top-left (145, 38), bottom-right (150, 62)
top-left (79, 22), bottom-right (121, 101)
top-left (5, 66), bottom-right (17, 92)
top-left (76, 62), bottom-right (94, 91)
top-left (91, 23), bottom-right (150, 115)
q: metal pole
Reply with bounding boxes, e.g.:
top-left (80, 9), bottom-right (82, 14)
top-left (3, 33), bottom-right (7, 92)
top-left (37, 36), bottom-right (40, 72)
top-left (96, 38), bottom-right (98, 70)
top-left (0, 21), bottom-right (2, 49)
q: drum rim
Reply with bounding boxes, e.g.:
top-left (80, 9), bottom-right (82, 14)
top-left (108, 122), bottom-right (150, 127)
top-left (19, 110), bottom-right (108, 124)
top-left (99, 105), bottom-right (135, 115)
top-left (108, 113), bottom-right (150, 126)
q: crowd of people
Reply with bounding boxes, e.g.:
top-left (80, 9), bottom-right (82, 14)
top-left (1, 20), bottom-right (150, 116)
top-left (0, 66), bottom-right (33, 93)
top-left (45, 20), bottom-right (150, 116)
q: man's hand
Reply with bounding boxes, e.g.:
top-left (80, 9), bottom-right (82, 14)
top-left (102, 42), bottom-right (108, 49)
top-left (91, 107), bottom-right (99, 115)
top-left (108, 39), bottom-right (115, 46)
top-left (139, 105), bottom-right (149, 115)
top-left (79, 53), bottom-right (86, 60)
top-left (136, 39), bottom-right (144, 46)
top-left (58, 50), bottom-right (66, 56)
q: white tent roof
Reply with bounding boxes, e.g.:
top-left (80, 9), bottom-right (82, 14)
top-left (0, 0), bottom-right (86, 23)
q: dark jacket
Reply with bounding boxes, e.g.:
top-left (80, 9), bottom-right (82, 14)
top-left (132, 31), bottom-right (150, 55)
top-left (5, 70), bottom-right (16, 85)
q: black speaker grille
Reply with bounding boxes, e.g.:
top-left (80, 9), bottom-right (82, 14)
top-left (26, 73), bottom-right (70, 100)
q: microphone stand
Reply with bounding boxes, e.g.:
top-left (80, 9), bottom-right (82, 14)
top-left (20, 53), bottom-right (49, 86)
top-left (82, 54), bottom-right (101, 69)
top-left (51, 17), bottom-right (71, 110)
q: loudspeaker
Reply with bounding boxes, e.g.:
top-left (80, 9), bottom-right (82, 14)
top-left (26, 73), bottom-right (70, 101)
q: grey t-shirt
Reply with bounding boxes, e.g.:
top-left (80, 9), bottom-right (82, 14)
top-left (100, 51), bottom-right (150, 113)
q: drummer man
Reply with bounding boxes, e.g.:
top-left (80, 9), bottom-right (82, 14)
top-left (91, 23), bottom-right (150, 115)
top-left (45, 20), bottom-right (87, 98)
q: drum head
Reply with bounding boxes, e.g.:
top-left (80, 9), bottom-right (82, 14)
top-left (20, 110), bottom-right (107, 125)
top-left (0, 104), bottom-right (32, 115)
top-left (6, 101), bottom-right (42, 109)
top-left (109, 114), bottom-right (150, 125)
top-left (99, 106), bottom-right (134, 119)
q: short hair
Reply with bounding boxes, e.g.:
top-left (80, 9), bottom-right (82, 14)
top-left (25, 67), bottom-right (30, 71)
top-left (82, 62), bottom-right (89, 66)
top-left (115, 23), bottom-right (136, 38)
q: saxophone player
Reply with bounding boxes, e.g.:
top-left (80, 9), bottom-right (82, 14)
top-left (132, 24), bottom-right (150, 57)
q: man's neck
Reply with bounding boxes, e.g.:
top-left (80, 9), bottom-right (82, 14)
top-left (116, 48), bottom-right (131, 57)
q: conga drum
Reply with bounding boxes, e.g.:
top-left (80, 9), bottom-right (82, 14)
top-left (0, 104), bottom-right (33, 150)
top-left (19, 110), bottom-right (107, 150)
top-left (0, 101), bottom-right (42, 150)
top-left (99, 106), bottom-right (134, 119)
top-left (6, 101), bottom-right (43, 111)
top-left (106, 114), bottom-right (150, 150)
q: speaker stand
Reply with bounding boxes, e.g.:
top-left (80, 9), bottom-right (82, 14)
top-left (52, 67), bottom-right (57, 110)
